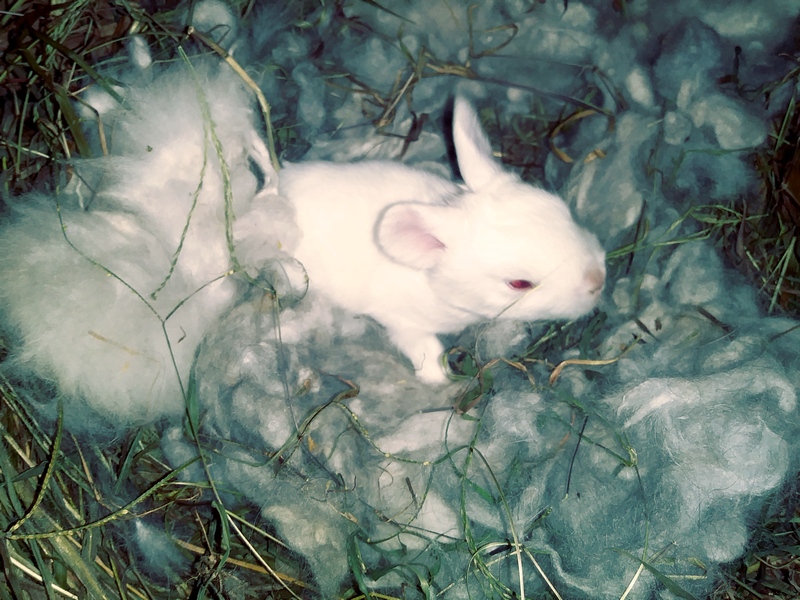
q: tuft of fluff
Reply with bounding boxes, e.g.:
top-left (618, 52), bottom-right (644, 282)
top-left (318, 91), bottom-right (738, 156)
top-left (171, 232), bottom-right (800, 598)
top-left (127, 519), bottom-right (191, 583)
top-left (187, 0), bottom-right (239, 48)
top-left (0, 61), bottom-right (297, 428)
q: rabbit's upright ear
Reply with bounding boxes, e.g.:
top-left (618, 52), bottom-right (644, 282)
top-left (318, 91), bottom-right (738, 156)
top-left (452, 96), bottom-right (505, 192)
top-left (375, 202), bottom-right (455, 270)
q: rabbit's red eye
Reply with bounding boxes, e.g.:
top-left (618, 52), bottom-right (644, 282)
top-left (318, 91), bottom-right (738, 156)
top-left (508, 279), bottom-right (535, 290)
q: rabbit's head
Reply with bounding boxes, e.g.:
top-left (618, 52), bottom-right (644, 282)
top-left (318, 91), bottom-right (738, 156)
top-left (376, 96), bottom-right (605, 325)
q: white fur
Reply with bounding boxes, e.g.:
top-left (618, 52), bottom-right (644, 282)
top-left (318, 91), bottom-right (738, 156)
top-left (0, 63), bottom-right (293, 424)
top-left (280, 97), bottom-right (606, 383)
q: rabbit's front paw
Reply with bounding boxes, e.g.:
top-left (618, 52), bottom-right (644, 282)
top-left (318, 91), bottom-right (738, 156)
top-left (391, 331), bottom-right (448, 384)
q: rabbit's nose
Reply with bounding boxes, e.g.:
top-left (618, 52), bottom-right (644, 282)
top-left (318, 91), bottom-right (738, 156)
top-left (585, 265), bottom-right (605, 295)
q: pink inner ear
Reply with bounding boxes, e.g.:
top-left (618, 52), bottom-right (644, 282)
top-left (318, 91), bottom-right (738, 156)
top-left (380, 205), bottom-right (447, 270)
top-left (389, 209), bottom-right (446, 252)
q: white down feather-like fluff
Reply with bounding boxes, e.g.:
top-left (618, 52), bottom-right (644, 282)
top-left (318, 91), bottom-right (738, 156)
top-left (0, 62), bottom-right (297, 427)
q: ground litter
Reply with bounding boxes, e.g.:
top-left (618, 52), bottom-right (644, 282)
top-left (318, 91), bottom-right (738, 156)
top-left (1, 1), bottom-right (800, 598)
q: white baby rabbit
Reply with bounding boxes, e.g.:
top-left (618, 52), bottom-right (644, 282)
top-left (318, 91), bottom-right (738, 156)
top-left (280, 96), bottom-right (606, 383)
